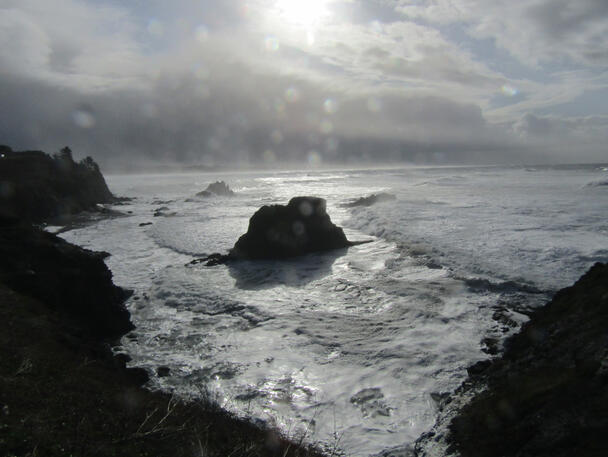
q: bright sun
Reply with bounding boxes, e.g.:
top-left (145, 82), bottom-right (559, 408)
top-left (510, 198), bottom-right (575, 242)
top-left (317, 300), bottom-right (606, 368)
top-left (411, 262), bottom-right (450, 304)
top-left (274, 0), bottom-right (329, 27)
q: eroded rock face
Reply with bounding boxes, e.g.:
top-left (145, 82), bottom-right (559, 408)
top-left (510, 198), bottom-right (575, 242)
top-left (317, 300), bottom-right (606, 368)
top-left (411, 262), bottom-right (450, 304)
top-left (230, 196), bottom-right (351, 259)
top-left (196, 181), bottom-right (235, 197)
top-left (448, 262), bottom-right (608, 457)
top-left (0, 220), bottom-right (133, 339)
top-left (0, 146), bottom-right (116, 223)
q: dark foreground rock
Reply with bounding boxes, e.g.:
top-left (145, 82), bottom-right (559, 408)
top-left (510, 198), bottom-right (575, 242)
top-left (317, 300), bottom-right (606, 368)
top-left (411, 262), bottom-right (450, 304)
top-left (231, 196), bottom-right (362, 260)
top-left (0, 220), bottom-right (133, 339)
top-left (343, 192), bottom-right (396, 208)
top-left (196, 180), bottom-right (235, 197)
top-left (0, 283), bottom-right (325, 457)
top-left (0, 222), bottom-right (325, 456)
top-left (448, 262), bottom-right (608, 457)
top-left (0, 145), bottom-right (117, 223)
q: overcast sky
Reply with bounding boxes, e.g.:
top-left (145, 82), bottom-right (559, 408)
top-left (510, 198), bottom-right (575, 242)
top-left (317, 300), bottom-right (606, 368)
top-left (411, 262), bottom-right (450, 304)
top-left (1, 0), bottom-right (607, 168)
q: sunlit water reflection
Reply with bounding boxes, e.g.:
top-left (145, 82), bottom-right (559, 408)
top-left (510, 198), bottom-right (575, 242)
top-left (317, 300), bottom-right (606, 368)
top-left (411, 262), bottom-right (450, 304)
top-left (62, 165), bottom-right (608, 456)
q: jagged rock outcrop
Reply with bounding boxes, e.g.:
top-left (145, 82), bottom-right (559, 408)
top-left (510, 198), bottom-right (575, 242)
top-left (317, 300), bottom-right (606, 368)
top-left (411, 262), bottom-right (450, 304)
top-left (343, 192), bottom-right (396, 208)
top-left (0, 219), bottom-right (133, 339)
top-left (448, 262), bottom-right (608, 457)
top-left (230, 196), bottom-right (358, 260)
top-left (0, 145), bottom-right (116, 223)
top-left (192, 197), bottom-right (373, 265)
top-left (196, 181), bottom-right (235, 197)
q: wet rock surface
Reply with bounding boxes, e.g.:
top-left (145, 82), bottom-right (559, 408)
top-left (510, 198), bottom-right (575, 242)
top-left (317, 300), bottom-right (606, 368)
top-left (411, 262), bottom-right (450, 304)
top-left (350, 387), bottom-right (391, 418)
top-left (0, 145), bottom-right (117, 224)
top-left (231, 196), bottom-right (355, 260)
top-left (448, 262), bottom-right (608, 457)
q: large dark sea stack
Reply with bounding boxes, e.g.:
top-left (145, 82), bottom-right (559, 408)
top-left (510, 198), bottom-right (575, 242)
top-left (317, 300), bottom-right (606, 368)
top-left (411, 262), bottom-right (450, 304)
top-left (449, 262), bottom-right (608, 457)
top-left (0, 145), bottom-right (116, 223)
top-left (231, 196), bottom-right (351, 259)
top-left (0, 220), bottom-right (133, 339)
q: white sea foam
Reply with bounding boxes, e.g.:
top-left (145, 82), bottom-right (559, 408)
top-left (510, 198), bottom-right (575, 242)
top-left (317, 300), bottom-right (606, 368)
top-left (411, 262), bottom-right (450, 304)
top-left (61, 164), bottom-right (608, 456)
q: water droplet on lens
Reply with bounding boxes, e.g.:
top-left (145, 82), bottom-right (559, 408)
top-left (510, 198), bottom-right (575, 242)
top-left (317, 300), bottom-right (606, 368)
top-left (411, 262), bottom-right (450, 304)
top-left (72, 109), bottom-right (95, 128)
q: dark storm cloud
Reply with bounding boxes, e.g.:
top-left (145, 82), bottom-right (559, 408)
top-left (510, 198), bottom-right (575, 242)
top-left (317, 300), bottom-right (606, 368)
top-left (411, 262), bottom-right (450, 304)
top-left (1, 0), bottom-right (607, 167)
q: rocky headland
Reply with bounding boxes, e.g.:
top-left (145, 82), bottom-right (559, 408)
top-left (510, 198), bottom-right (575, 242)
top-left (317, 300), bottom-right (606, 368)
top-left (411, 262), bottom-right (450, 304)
top-left (0, 146), bottom-right (323, 457)
top-left (0, 145), bottom-right (122, 224)
top-left (420, 262), bottom-right (608, 457)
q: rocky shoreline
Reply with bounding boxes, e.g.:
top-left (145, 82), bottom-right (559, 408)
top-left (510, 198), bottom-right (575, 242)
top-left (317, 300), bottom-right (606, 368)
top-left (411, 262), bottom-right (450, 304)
top-left (0, 147), bottom-right (323, 457)
top-left (417, 262), bottom-right (608, 457)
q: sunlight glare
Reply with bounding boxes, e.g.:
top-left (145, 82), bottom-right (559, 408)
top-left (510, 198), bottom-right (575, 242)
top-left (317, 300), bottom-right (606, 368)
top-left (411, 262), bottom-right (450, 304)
top-left (275, 0), bottom-right (329, 27)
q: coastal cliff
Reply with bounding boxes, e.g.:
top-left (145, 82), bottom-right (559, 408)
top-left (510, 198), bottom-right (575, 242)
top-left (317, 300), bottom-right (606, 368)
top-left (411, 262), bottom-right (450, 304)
top-left (0, 145), bottom-right (116, 223)
top-left (0, 220), bottom-right (133, 339)
top-left (446, 262), bottom-right (608, 456)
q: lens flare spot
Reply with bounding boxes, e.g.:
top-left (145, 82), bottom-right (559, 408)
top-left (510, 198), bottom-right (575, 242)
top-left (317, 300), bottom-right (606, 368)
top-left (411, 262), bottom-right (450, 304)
top-left (72, 109), bottom-right (95, 128)
top-left (370, 20), bottom-right (383, 33)
top-left (274, 98), bottom-right (286, 113)
top-left (284, 87), bottom-right (300, 103)
top-left (271, 129), bottom-right (284, 144)
top-left (307, 150), bottom-right (322, 167)
top-left (323, 98), bottom-right (338, 114)
top-left (501, 84), bottom-right (518, 97)
top-left (195, 25), bottom-right (209, 43)
top-left (367, 97), bottom-right (382, 113)
top-left (292, 221), bottom-right (305, 236)
top-left (298, 201), bottom-right (313, 217)
top-left (263, 149), bottom-right (276, 163)
top-left (265, 36), bottom-right (280, 52)
top-left (141, 103), bottom-right (158, 118)
top-left (325, 137), bottom-right (338, 152)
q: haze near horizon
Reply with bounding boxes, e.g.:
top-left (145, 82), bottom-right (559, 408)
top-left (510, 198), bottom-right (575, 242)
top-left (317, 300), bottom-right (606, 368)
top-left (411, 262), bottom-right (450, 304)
top-left (1, 0), bottom-right (607, 170)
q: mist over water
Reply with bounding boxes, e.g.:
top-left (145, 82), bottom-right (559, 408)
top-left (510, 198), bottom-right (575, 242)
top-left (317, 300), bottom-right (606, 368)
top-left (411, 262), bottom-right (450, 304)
top-left (61, 164), bottom-right (608, 456)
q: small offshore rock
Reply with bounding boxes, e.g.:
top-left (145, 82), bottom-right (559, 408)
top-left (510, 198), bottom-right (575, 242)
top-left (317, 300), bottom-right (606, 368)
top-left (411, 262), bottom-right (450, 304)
top-left (343, 192), bottom-right (396, 208)
top-left (196, 181), bottom-right (235, 197)
top-left (157, 366), bottom-right (171, 377)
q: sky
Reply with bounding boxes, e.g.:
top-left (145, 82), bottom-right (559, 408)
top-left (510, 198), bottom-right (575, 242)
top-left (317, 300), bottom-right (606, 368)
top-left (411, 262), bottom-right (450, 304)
top-left (1, 0), bottom-right (607, 169)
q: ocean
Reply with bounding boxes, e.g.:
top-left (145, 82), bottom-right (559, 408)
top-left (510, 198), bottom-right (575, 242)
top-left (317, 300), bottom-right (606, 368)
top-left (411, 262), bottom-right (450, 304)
top-left (60, 164), bottom-right (608, 456)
